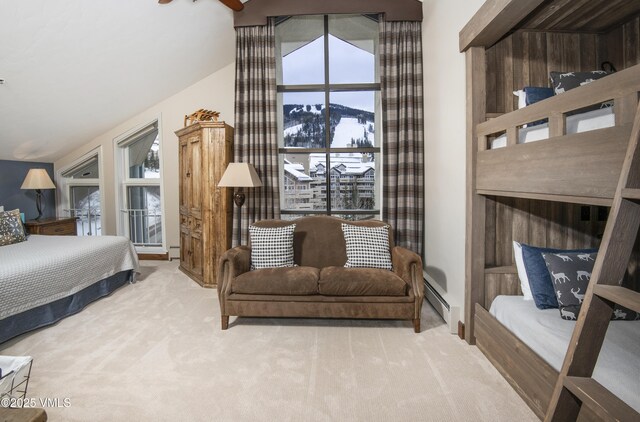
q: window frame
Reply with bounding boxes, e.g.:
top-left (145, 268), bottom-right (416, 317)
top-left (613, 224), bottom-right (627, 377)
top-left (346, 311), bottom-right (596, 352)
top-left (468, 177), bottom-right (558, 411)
top-left (56, 147), bottom-right (105, 236)
top-left (277, 14), bottom-right (382, 218)
top-left (114, 118), bottom-right (166, 252)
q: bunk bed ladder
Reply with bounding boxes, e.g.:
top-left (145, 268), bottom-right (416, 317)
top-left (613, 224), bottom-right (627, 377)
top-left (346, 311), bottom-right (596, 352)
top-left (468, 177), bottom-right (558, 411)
top-left (545, 103), bottom-right (640, 422)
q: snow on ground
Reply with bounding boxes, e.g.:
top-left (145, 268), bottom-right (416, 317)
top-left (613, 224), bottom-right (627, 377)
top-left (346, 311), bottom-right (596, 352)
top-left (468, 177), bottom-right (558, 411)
top-left (332, 117), bottom-right (373, 147)
top-left (284, 123), bottom-right (303, 136)
top-left (308, 153), bottom-right (374, 172)
top-left (289, 104), bottom-right (323, 115)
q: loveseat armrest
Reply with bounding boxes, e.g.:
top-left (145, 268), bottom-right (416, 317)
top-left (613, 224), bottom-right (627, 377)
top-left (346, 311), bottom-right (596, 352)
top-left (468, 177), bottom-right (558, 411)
top-left (391, 246), bottom-right (424, 315)
top-left (217, 245), bottom-right (251, 303)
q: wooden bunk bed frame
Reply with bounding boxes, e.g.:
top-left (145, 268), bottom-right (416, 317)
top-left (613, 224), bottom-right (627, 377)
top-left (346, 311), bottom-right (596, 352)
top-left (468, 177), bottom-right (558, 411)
top-left (461, 0), bottom-right (640, 419)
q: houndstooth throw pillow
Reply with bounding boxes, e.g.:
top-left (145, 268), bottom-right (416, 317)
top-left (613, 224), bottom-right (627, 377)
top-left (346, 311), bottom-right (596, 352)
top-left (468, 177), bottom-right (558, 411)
top-left (342, 223), bottom-right (392, 270)
top-left (249, 224), bottom-right (296, 270)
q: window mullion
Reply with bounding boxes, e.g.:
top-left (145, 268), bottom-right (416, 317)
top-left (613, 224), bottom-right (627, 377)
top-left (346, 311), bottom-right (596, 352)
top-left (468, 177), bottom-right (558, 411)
top-left (323, 14), bottom-right (332, 216)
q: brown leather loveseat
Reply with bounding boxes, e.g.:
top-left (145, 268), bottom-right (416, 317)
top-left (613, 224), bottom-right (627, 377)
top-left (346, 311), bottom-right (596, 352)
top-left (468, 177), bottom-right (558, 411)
top-left (217, 216), bottom-right (424, 332)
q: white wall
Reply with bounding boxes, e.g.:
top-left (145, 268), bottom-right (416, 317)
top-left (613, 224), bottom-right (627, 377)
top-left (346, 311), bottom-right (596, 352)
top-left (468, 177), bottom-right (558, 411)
top-left (54, 62), bottom-right (236, 258)
top-left (422, 0), bottom-right (484, 321)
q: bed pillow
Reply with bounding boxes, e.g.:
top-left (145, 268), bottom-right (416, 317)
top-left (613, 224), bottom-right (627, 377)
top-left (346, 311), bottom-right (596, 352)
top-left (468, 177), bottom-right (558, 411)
top-left (0, 209), bottom-right (28, 246)
top-left (513, 87), bottom-right (554, 126)
top-left (520, 244), bottom-right (598, 309)
top-left (513, 242), bottom-right (533, 300)
top-left (514, 87), bottom-right (554, 109)
top-left (341, 223), bottom-right (392, 270)
top-left (249, 224), bottom-right (296, 270)
top-left (542, 252), bottom-right (639, 321)
top-left (549, 70), bottom-right (609, 95)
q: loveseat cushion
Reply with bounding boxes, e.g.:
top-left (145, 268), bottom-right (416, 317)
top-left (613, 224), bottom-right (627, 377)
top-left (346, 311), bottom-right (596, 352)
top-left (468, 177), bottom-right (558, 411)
top-left (232, 266), bottom-right (319, 295)
top-left (318, 267), bottom-right (407, 296)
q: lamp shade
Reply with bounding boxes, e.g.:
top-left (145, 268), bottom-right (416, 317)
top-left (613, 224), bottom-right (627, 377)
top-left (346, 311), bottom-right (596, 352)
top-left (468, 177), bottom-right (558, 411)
top-left (218, 163), bottom-right (262, 188)
top-left (20, 169), bottom-right (56, 190)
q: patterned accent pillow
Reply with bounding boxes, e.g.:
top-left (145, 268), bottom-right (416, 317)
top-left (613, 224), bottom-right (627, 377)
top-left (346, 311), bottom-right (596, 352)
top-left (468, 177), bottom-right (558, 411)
top-left (341, 223), bottom-right (392, 270)
top-left (0, 209), bottom-right (27, 246)
top-left (549, 70), bottom-right (609, 95)
top-left (249, 224), bottom-right (296, 270)
top-left (542, 252), bottom-right (639, 321)
top-left (521, 244), bottom-right (597, 310)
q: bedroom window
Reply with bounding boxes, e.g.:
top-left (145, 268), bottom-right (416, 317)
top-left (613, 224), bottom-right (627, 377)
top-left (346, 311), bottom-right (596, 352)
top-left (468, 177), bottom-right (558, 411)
top-left (276, 14), bottom-right (381, 220)
top-left (116, 120), bottom-right (164, 250)
top-left (59, 151), bottom-right (102, 236)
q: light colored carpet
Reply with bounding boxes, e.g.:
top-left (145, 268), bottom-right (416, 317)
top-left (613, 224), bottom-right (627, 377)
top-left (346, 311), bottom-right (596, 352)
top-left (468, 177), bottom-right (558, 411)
top-left (1, 261), bottom-right (537, 422)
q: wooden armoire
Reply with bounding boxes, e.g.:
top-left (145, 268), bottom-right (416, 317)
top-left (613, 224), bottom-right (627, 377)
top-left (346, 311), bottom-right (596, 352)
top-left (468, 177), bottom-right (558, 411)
top-left (176, 121), bottom-right (233, 288)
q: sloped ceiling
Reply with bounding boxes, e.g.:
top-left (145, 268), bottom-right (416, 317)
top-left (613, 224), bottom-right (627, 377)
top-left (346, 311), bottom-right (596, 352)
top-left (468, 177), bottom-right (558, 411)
top-left (0, 0), bottom-right (237, 162)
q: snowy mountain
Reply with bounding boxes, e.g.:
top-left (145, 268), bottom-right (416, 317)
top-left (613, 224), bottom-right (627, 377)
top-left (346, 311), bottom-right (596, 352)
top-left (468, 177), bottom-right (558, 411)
top-left (283, 103), bottom-right (374, 149)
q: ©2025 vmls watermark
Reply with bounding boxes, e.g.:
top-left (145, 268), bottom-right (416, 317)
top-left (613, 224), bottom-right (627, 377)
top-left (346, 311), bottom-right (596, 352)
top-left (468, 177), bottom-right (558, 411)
top-left (1, 395), bottom-right (71, 408)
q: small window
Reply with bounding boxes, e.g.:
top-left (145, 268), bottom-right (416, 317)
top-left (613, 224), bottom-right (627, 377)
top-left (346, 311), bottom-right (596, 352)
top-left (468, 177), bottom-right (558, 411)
top-left (60, 152), bottom-right (102, 236)
top-left (116, 120), bottom-right (164, 250)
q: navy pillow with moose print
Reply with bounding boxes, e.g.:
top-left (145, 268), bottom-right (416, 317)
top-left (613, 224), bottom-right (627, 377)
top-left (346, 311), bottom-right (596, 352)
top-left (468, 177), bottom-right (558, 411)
top-left (542, 252), bottom-right (639, 321)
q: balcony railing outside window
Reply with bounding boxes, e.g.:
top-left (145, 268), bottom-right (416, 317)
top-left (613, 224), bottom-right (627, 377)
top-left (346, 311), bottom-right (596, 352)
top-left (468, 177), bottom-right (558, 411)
top-left (65, 209), bottom-right (101, 236)
top-left (121, 208), bottom-right (162, 247)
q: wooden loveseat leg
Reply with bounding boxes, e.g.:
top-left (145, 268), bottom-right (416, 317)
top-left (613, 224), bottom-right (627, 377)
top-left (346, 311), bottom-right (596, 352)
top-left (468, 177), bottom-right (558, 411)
top-left (413, 318), bottom-right (420, 333)
top-left (221, 315), bottom-right (229, 330)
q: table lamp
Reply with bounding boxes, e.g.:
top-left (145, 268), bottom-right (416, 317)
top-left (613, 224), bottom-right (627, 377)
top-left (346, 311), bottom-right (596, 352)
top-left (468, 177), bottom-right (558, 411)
top-left (218, 163), bottom-right (262, 244)
top-left (20, 169), bottom-right (56, 220)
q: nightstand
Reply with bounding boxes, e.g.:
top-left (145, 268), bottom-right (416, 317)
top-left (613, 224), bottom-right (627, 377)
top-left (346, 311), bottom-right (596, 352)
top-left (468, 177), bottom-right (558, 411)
top-left (24, 217), bottom-right (77, 236)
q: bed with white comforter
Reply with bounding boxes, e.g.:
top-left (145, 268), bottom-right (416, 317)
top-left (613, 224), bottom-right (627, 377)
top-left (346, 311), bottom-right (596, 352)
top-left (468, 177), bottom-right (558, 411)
top-left (0, 235), bottom-right (139, 343)
top-left (490, 295), bottom-right (640, 412)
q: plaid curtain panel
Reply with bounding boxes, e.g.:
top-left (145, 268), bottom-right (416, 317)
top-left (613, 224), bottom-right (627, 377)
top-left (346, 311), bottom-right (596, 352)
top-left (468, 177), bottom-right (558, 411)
top-left (380, 18), bottom-right (425, 255)
top-left (233, 20), bottom-right (280, 246)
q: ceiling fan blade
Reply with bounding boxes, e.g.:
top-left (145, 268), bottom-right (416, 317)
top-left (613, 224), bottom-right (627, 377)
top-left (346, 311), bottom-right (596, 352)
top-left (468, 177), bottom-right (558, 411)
top-left (219, 0), bottom-right (243, 11)
top-left (158, 0), bottom-right (173, 4)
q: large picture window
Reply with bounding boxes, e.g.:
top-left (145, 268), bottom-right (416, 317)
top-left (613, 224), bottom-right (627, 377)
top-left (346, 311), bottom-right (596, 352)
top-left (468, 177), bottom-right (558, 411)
top-left (276, 14), bottom-right (381, 220)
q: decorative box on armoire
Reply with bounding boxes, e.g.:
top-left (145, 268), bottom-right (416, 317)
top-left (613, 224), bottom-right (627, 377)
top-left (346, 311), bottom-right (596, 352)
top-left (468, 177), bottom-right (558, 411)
top-left (176, 121), bottom-right (233, 288)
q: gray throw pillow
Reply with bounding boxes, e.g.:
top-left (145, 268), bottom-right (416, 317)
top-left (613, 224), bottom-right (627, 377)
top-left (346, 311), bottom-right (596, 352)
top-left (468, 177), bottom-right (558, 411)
top-left (542, 252), bottom-right (639, 321)
top-left (549, 70), bottom-right (609, 95)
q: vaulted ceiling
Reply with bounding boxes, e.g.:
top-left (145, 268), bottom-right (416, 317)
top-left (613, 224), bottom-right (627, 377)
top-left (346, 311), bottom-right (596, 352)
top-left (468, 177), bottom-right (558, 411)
top-left (0, 0), bottom-right (237, 162)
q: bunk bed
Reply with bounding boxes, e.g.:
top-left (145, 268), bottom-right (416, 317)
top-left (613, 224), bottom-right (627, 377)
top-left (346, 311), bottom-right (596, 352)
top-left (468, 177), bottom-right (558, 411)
top-left (461, 0), bottom-right (640, 419)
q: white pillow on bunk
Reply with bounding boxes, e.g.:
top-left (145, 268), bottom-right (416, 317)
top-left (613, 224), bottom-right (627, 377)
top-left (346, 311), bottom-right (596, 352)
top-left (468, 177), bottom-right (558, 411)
top-left (513, 241), bottom-right (533, 300)
top-left (513, 90), bottom-right (527, 109)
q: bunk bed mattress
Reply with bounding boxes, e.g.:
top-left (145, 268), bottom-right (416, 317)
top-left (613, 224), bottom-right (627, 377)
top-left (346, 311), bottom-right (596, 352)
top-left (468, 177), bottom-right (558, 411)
top-left (490, 107), bottom-right (614, 149)
top-left (490, 295), bottom-right (640, 412)
top-left (0, 235), bottom-right (139, 320)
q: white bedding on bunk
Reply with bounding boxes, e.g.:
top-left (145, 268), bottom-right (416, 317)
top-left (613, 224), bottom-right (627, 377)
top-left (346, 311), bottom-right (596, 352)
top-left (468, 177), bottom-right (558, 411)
top-left (0, 235), bottom-right (139, 319)
top-left (490, 106), bottom-right (615, 149)
top-left (490, 295), bottom-right (640, 412)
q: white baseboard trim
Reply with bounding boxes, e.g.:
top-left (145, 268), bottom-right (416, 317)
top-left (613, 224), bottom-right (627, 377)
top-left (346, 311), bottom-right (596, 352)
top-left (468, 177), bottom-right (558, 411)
top-left (423, 270), bottom-right (459, 334)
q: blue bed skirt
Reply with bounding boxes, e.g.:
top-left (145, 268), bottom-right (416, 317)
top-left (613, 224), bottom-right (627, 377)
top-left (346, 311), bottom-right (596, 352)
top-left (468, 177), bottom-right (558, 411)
top-left (0, 270), bottom-right (133, 344)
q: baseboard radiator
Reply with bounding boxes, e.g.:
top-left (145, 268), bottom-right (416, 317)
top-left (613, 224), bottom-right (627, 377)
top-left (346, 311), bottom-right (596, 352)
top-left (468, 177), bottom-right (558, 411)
top-left (423, 271), bottom-right (460, 334)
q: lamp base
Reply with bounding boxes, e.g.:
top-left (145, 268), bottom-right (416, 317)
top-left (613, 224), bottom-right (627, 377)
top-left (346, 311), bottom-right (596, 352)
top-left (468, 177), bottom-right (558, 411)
top-left (35, 189), bottom-right (43, 221)
top-left (234, 190), bottom-right (245, 245)
top-left (233, 191), bottom-right (246, 208)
